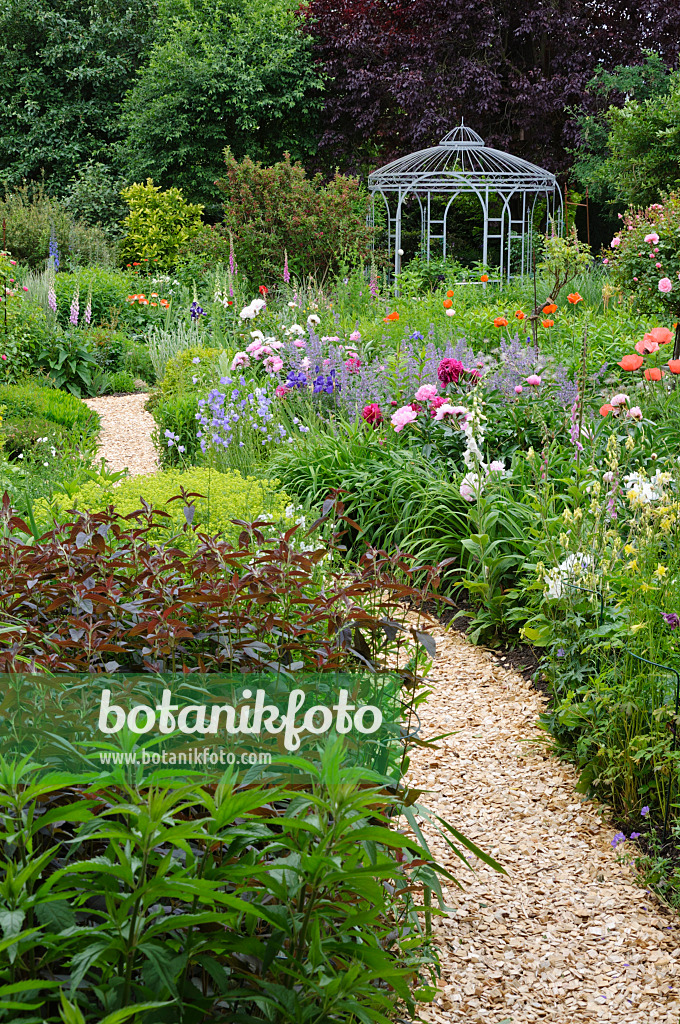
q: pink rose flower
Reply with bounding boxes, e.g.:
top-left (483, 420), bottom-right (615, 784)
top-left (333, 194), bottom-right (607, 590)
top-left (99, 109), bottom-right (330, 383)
top-left (659, 278), bottom-right (673, 293)
top-left (644, 233), bottom-right (659, 244)
top-left (610, 237), bottom-right (621, 247)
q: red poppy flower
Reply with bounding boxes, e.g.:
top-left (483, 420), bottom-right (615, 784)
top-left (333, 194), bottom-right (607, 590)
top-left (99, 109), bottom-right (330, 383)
top-left (542, 319), bottom-right (554, 328)
top-left (600, 403), bottom-right (613, 416)
top-left (446, 289), bottom-right (454, 298)
top-left (645, 327), bottom-right (674, 346)
top-left (480, 274), bottom-right (489, 283)
top-left (567, 293), bottom-right (583, 304)
top-left (493, 316), bottom-right (508, 328)
top-left (259, 285), bottom-right (268, 295)
top-left (645, 367), bottom-right (664, 381)
top-left (443, 298), bottom-right (453, 309)
top-left (515, 310), bottom-right (526, 320)
top-left (619, 354), bottom-right (644, 371)
top-left (543, 303), bottom-right (557, 315)
top-left (668, 359), bottom-right (680, 374)
top-left (383, 311), bottom-right (399, 322)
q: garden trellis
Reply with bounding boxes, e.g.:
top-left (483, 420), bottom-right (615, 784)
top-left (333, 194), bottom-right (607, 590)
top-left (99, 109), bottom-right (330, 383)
top-left (368, 122), bottom-right (563, 282)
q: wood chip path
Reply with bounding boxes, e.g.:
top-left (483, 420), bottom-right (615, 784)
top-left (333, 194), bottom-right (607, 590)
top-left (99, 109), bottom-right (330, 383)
top-left (83, 394), bottom-right (158, 476)
top-left (409, 625), bottom-right (680, 1023)
top-left (80, 399), bottom-right (680, 1020)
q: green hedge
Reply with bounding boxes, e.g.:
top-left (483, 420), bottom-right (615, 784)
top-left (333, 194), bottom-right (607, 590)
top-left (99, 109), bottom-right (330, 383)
top-left (0, 381), bottom-right (99, 433)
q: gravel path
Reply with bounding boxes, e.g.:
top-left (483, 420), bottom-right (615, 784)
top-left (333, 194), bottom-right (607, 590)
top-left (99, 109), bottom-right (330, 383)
top-left (83, 394), bottom-right (159, 477)
top-left (410, 626), bottom-right (680, 1024)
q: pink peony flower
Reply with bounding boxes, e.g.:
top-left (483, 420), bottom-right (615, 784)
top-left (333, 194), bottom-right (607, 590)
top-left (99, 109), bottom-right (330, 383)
top-left (293, 339), bottom-right (306, 348)
top-left (659, 278), bottom-right (673, 293)
top-left (362, 403), bottom-right (383, 425)
top-left (275, 384), bottom-right (289, 398)
top-left (414, 384), bottom-right (439, 401)
top-left (231, 351), bottom-right (250, 370)
top-left (434, 403), bottom-right (468, 422)
top-left (344, 357), bottom-right (361, 372)
top-left (489, 460), bottom-right (505, 473)
top-left (391, 405), bottom-right (419, 432)
top-left (246, 340), bottom-right (262, 354)
top-left (437, 358), bottom-right (465, 386)
top-left (610, 393), bottom-right (629, 408)
top-left (514, 385), bottom-right (523, 394)
top-left (264, 355), bottom-right (284, 374)
top-left (526, 374), bottom-right (542, 386)
top-left (22, 285), bottom-right (28, 292)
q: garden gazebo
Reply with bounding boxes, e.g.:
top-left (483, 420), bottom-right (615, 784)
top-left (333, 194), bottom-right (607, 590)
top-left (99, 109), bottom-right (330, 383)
top-left (368, 122), bottom-right (563, 282)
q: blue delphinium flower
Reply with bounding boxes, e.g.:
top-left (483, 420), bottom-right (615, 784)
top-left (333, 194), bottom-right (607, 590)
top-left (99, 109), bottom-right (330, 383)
top-left (49, 224), bottom-right (59, 271)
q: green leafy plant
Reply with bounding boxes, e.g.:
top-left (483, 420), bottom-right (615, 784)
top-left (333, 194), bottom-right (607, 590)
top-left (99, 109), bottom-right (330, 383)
top-left (119, 180), bottom-right (204, 269)
top-left (213, 150), bottom-right (373, 284)
top-left (37, 466), bottom-right (292, 543)
top-left (37, 331), bottom-right (97, 397)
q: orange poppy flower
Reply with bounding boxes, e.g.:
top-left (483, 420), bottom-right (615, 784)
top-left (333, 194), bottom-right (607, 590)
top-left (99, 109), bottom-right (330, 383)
top-left (383, 311), bottom-right (399, 322)
top-left (493, 316), bottom-right (509, 328)
top-left (443, 298), bottom-right (453, 309)
top-left (139, 298), bottom-right (149, 305)
top-left (635, 338), bottom-right (659, 355)
top-left (126, 295), bottom-right (136, 302)
top-left (480, 274), bottom-right (489, 283)
top-left (619, 354), bottom-right (644, 371)
top-left (515, 310), bottom-right (526, 320)
top-left (543, 303), bottom-right (557, 315)
top-left (567, 293), bottom-right (583, 304)
top-left (542, 319), bottom-right (554, 328)
top-left (644, 367), bottom-right (664, 381)
top-left (132, 262), bottom-right (141, 266)
top-left (600, 403), bottom-right (613, 416)
top-left (160, 299), bottom-right (170, 308)
top-left (668, 359), bottom-right (680, 374)
top-left (150, 302), bottom-right (158, 307)
top-left (446, 289), bottom-right (454, 298)
top-left (150, 292), bottom-right (159, 298)
top-left (645, 327), bottom-right (674, 346)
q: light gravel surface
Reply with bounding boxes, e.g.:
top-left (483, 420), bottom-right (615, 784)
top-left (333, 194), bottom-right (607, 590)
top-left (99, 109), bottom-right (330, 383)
top-left (410, 626), bottom-right (680, 1024)
top-left (83, 394), bottom-right (159, 477)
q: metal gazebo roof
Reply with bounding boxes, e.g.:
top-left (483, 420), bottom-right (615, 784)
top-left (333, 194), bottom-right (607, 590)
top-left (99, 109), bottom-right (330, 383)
top-left (368, 124), bottom-right (558, 193)
top-left (368, 122), bottom-right (563, 282)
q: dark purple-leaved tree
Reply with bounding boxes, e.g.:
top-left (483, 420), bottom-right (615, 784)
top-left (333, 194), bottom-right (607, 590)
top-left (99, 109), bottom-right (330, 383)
top-left (302, 0), bottom-right (679, 175)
